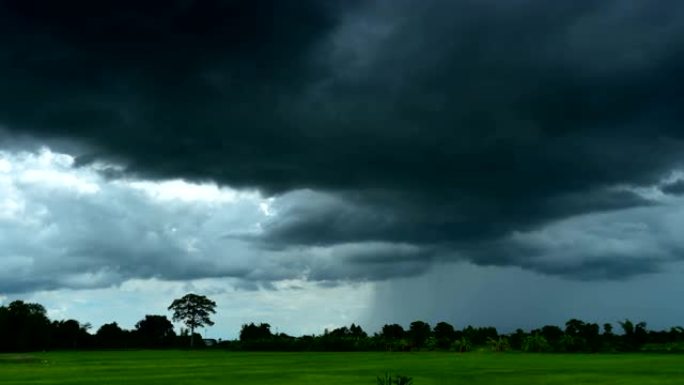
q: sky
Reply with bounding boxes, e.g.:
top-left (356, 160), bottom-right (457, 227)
top-left (1, 0), bottom-right (684, 339)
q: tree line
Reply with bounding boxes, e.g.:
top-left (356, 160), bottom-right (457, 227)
top-left (231, 320), bottom-right (684, 353)
top-left (2, 298), bottom-right (684, 353)
top-left (0, 300), bottom-right (209, 351)
top-left (0, 293), bottom-right (215, 351)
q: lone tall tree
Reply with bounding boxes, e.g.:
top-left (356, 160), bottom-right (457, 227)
top-left (168, 293), bottom-right (216, 347)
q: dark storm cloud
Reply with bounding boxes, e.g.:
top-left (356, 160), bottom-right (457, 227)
top-left (661, 180), bottom-right (684, 195)
top-left (255, 189), bottom-right (652, 248)
top-left (2, 0), bottom-right (684, 281)
top-left (0, 0), bottom-right (356, 187)
top-left (305, 242), bottom-right (436, 282)
top-left (460, 238), bottom-right (667, 280)
top-left (533, 258), bottom-right (663, 281)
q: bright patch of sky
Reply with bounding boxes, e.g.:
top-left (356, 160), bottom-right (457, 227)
top-left (9, 278), bottom-right (374, 339)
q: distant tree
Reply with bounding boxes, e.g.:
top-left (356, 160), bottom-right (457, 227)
top-left (462, 325), bottom-right (498, 346)
top-left (540, 325), bottom-right (564, 347)
top-left (168, 293), bottom-right (216, 347)
top-left (599, 323), bottom-right (616, 351)
top-left (668, 326), bottom-right (684, 342)
top-left (564, 319), bottom-right (585, 337)
top-left (135, 315), bottom-right (175, 348)
top-left (1, 301), bottom-right (51, 351)
top-left (634, 321), bottom-right (648, 348)
top-left (408, 321), bottom-right (431, 349)
top-left (582, 322), bottom-right (601, 352)
top-left (96, 322), bottom-right (127, 348)
top-left (433, 322), bottom-right (456, 349)
top-left (349, 323), bottom-right (367, 338)
top-left (451, 337), bottom-right (472, 352)
top-left (619, 319), bottom-right (634, 336)
top-left (509, 329), bottom-right (526, 350)
top-left (380, 324), bottom-right (405, 340)
top-left (377, 324), bottom-right (406, 351)
top-left (603, 323), bottom-right (613, 336)
top-left (522, 333), bottom-right (551, 352)
top-left (240, 323), bottom-right (273, 341)
top-left (618, 319), bottom-right (647, 350)
top-left (488, 336), bottom-right (510, 352)
top-left (0, 306), bottom-right (7, 350)
top-left (325, 324), bottom-right (366, 339)
top-left (52, 319), bottom-right (91, 349)
top-left (328, 326), bottom-right (351, 338)
top-left (561, 319), bottom-right (601, 352)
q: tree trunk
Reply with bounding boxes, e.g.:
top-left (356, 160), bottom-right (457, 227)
top-left (190, 326), bottom-right (194, 348)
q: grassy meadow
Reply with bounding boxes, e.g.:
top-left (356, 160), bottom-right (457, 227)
top-left (1, 350), bottom-right (683, 384)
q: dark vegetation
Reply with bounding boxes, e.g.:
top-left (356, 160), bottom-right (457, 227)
top-left (377, 373), bottom-right (414, 385)
top-left (1, 299), bottom-right (684, 353)
top-left (168, 293), bottom-right (216, 348)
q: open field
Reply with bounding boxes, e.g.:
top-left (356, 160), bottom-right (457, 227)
top-left (1, 350), bottom-right (683, 384)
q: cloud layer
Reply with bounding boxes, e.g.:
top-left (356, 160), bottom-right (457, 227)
top-left (0, 148), bottom-right (440, 293)
top-left (0, 148), bottom-right (265, 292)
top-left (2, 1), bottom-right (684, 290)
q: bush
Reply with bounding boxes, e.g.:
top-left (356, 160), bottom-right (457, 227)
top-left (488, 337), bottom-right (510, 352)
top-left (377, 373), bottom-right (413, 385)
top-left (450, 337), bottom-right (472, 353)
top-left (522, 334), bottom-right (551, 353)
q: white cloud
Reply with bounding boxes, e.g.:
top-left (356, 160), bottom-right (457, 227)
top-left (0, 147), bottom-right (274, 293)
top-left (126, 179), bottom-right (258, 203)
top-left (0, 157), bottom-right (11, 173)
top-left (0, 147), bottom-right (425, 295)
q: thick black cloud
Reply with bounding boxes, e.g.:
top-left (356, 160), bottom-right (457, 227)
top-left (661, 180), bottom-right (684, 195)
top-left (0, 0), bottom-right (354, 184)
top-left (2, 0), bottom-right (684, 280)
top-left (255, 189), bottom-right (652, 248)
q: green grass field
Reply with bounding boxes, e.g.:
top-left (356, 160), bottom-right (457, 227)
top-left (1, 350), bottom-right (683, 384)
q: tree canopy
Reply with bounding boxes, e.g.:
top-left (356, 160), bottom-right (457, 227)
top-left (168, 293), bottom-right (216, 347)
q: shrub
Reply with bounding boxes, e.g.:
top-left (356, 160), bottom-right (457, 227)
top-left (488, 336), bottom-right (510, 352)
top-left (450, 337), bottom-right (473, 352)
top-left (377, 373), bottom-right (413, 385)
top-left (522, 334), bottom-right (551, 353)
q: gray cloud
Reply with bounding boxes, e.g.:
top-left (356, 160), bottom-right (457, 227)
top-left (252, 188), bottom-right (681, 280)
top-left (661, 180), bottom-right (684, 195)
top-left (256, 188), bottom-right (653, 247)
top-left (0, 149), bottom-right (443, 293)
top-left (2, 1), bottom-right (684, 285)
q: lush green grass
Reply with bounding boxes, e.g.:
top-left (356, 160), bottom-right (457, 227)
top-left (1, 350), bottom-right (683, 384)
